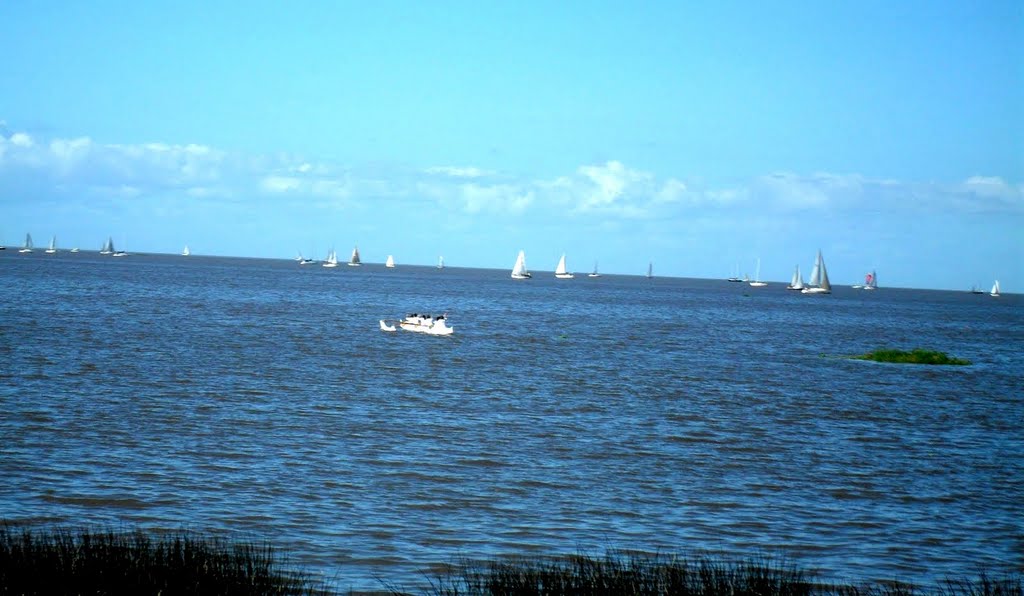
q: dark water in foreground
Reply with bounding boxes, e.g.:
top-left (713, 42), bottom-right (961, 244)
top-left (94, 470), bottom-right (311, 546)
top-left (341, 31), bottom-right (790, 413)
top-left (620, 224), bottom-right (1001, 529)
top-left (1, 252), bottom-right (1021, 591)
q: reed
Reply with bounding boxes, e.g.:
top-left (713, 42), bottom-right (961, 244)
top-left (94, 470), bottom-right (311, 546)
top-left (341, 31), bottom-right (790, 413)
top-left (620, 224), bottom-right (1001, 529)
top-left (852, 349), bottom-right (971, 365)
top-left (0, 525), bottom-right (329, 595)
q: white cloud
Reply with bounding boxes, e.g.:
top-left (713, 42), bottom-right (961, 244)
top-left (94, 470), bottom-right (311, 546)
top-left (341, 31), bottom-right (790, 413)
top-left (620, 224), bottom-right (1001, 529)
top-left (0, 126), bottom-right (1019, 220)
top-left (425, 166), bottom-right (494, 178)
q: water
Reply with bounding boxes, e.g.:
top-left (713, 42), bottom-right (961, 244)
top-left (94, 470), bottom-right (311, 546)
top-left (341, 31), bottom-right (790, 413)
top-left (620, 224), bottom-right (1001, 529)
top-left (1, 251), bottom-right (1021, 591)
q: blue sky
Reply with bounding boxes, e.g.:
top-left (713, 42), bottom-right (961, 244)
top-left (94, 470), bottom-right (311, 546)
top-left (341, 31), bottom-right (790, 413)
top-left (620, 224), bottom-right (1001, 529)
top-left (1, 0), bottom-right (1021, 290)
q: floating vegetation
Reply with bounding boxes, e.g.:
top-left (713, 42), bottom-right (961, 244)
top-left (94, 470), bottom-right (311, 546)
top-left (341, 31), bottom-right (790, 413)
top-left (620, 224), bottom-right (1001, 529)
top-left (851, 348), bottom-right (971, 366)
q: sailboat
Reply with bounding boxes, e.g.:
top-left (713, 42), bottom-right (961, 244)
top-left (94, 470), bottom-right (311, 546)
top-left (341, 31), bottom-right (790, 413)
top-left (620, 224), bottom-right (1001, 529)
top-left (322, 248), bottom-right (338, 268)
top-left (646, 262), bottom-right (653, 279)
top-left (19, 233), bottom-right (33, 253)
top-left (45, 236), bottom-right (57, 254)
top-left (385, 255), bottom-right (395, 268)
top-left (786, 265), bottom-right (804, 290)
top-left (438, 256), bottom-right (445, 270)
top-left (863, 270), bottom-right (877, 291)
top-left (588, 261), bottom-right (600, 278)
top-left (990, 280), bottom-right (1001, 297)
top-left (100, 237), bottom-right (114, 255)
top-left (348, 245), bottom-right (361, 267)
top-left (801, 250), bottom-right (831, 294)
top-left (554, 253), bottom-right (574, 279)
top-left (970, 285), bottom-right (984, 295)
top-left (511, 250), bottom-right (532, 279)
top-left (182, 245), bottom-right (191, 256)
top-left (749, 258), bottom-right (767, 287)
top-left (727, 263), bottom-right (742, 282)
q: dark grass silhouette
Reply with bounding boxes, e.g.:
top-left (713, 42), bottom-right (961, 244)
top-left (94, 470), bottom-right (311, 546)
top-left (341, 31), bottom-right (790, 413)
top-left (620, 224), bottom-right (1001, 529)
top-left (2, 527), bottom-right (1020, 595)
top-left (0, 525), bottom-right (329, 595)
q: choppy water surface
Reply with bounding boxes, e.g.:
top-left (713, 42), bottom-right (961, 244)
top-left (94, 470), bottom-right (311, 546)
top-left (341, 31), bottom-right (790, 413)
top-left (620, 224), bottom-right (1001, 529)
top-left (1, 252), bottom-right (1021, 591)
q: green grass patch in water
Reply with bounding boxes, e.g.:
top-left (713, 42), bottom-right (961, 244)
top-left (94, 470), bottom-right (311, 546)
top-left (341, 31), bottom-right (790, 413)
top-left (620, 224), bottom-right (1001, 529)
top-left (852, 348), bottom-right (970, 366)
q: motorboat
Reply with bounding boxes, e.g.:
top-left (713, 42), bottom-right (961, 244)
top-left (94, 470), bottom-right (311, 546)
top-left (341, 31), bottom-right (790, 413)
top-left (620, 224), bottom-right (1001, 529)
top-left (380, 313), bottom-right (454, 335)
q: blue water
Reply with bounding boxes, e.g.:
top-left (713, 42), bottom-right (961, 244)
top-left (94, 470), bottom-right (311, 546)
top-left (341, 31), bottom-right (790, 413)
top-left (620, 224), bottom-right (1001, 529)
top-left (1, 251), bottom-right (1021, 592)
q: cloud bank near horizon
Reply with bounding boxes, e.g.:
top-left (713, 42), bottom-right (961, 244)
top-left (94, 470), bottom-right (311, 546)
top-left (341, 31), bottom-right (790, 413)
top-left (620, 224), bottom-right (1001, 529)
top-left (2, 129), bottom-right (1021, 219)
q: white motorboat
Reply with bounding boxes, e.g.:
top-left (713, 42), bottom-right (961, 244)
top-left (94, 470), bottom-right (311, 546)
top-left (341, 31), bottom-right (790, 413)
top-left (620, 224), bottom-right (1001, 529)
top-left (380, 313), bottom-right (454, 336)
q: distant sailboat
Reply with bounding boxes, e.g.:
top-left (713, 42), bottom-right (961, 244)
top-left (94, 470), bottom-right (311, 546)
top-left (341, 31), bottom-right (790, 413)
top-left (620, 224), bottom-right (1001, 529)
top-left (19, 233), bottom-right (33, 253)
top-left (511, 250), bottom-right (532, 279)
top-left (727, 263), bottom-right (743, 282)
top-left (749, 258), bottom-right (767, 287)
top-left (786, 265), bottom-right (804, 290)
top-left (348, 246), bottom-right (361, 267)
top-left (45, 236), bottom-right (57, 254)
top-left (554, 253), bottom-right (574, 279)
top-left (970, 285), bottom-right (984, 295)
top-left (182, 245), bottom-right (191, 256)
top-left (863, 270), bottom-right (877, 291)
top-left (801, 250), bottom-right (831, 294)
top-left (588, 261), bottom-right (600, 278)
top-left (385, 255), bottom-right (395, 268)
top-left (322, 248), bottom-right (338, 268)
top-left (437, 256), bottom-right (445, 270)
top-left (100, 237), bottom-right (114, 255)
top-left (646, 262), bottom-right (653, 279)
top-left (990, 280), bottom-right (1000, 297)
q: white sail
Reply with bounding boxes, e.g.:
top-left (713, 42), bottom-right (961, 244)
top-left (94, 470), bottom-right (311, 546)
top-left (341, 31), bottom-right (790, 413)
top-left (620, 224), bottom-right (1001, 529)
top-left (100, 237), bottom-right (114, 255)
top-left (19, 233), bottom-right (33, 253)
top-left (554, 253), bottom-right (574, 278)
top-left (348, 245), bottom-right (361, 266)
top-left (385, 255), bottom-right (395, 268)
top-left (802, 250), bottom-right (831, 294)
top-left (45, 236), bottom-right (57, 254)
top-left (182, 245), bottom-right (190, 256)
top-left (438, 256), bottom-right (444, 269)
top-left (322, 249), bottom-right (338, 267)
top-left (991, 280), bottom-right (1000, 297)
top-left (511, 250), bottom-right (531, 279)
top-left (787, 265), bottom-right (804, 290)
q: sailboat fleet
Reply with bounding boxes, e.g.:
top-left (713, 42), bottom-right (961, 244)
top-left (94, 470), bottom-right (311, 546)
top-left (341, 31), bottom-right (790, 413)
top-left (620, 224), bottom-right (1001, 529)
top-left (1, 234), bottom-right (1010, 298)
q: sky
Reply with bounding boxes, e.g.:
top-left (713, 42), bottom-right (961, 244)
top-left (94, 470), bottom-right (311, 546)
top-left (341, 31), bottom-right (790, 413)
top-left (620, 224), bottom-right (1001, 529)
top-left (1, 0), bottom-right (1021, 291)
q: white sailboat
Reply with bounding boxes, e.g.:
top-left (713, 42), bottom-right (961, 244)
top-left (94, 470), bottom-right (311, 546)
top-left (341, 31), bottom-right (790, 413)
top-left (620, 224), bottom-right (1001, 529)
top-left (182, 245), bottom-right (191, 256)
top-left (45, 236), bottom-right (57, 254)
top-left (749, 258), bottom-right (767, 287)
top-left (990, 280), bottom-right (1000, 297)
top-left (348, 245), bottom-right (361, 266)
top-left (100, 237), bottom-right (114, 255)
top-left (801, 249), bottom-right (831, 294)
top-left (786, 265), bottom-right (804, 290)
top-left (385, 255), bottom-right (395, 268)
top-left (727, 263), bottom-right (742, 282)
top-left (588, 261), bottom-right (600, 278)
top-left (322, 248), bottom-right (338, 268)
top-left (511, 250), bottom-right (532, 279)
top-left (554, 253), bottom-right (574, 279)
top-left (863, 270), bottom-right (877, 291)
top-left (19, 233), bottom-right (33, 253)
top-left (437, 255), bottom-right (445, 270)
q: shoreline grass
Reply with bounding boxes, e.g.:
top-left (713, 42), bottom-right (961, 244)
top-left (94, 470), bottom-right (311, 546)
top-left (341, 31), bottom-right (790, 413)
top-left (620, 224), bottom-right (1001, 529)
top-left (851, 348), bottom-right (971, 366)
top-left (2, 527), bottom-right (1020, 595)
